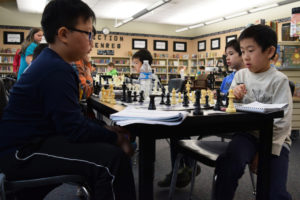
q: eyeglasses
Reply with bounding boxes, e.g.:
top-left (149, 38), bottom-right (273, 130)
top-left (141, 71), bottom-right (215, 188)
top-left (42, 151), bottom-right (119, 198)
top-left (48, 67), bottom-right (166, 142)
top-left (68, 27), bottom-right (93, 41)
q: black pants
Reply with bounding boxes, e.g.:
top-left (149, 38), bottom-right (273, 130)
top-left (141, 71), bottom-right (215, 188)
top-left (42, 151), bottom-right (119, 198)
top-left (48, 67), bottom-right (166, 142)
top-left (215, 133), bottom-right (291, 200)
top-left (0, 136), bottom-right (136, 200)
top-left (170, 137), bottom-right (193, 169)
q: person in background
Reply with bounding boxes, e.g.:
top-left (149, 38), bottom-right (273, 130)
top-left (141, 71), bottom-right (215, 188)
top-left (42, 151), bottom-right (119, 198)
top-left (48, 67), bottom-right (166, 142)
top-left (12, 49), bottom-right (21, 75)
top-left (106, 62), bottom-right (118, 76)
top-left (0, 1), bottom-right (136, 200)
top-left (17, 27), bottom-right (43, 80)
top-left (178, 65), bottom-right (187, 80)
top-left (220, 39), bottom-right (245, 95)
top-left (197, 66), bottom-right (205, 75)
top-left (215, 24), bottom-right (292, 200)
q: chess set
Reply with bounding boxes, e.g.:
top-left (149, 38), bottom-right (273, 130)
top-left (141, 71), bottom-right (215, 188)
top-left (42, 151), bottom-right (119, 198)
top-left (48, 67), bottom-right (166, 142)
top-left (98, 81), bottom-right (237, 115)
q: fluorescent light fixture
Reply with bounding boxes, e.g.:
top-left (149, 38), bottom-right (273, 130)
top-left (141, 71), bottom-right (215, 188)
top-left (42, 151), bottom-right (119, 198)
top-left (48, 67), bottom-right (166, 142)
top-left (17, 0), bottom-right (47, 13)
top-left (175, 27), bottom-right (189, 33)
top-left (115, 0), bottom-right (171, 28)
top-left (249, 3), bottom-right (278, 13)
top-left (205, 18), bottom-right (224, 25)
top-left (189, 23), bottom-right (204, 29)
top-left (225, 11), bottom-right (248, 19)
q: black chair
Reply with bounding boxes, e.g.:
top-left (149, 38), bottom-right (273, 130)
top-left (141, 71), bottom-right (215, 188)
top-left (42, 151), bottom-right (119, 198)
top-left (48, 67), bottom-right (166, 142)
top-left (0, 172), bottom-right (89, 200)
top-left (168, 78), bottom-right (185, 93)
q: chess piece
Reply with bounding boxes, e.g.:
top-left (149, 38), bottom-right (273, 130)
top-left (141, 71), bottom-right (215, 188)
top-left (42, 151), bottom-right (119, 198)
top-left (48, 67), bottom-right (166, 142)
top-left (183, 92), bottom-right (189, 107)
top-left (193, 90), bottom-right (203, 115)
top-left (200, 89), bottom-right (206, 104)
top-left (165, 93), bottom-right (171, 106)
top-left (226, 89), bottom-right (236, 113)
top-left (133, 91), bottom-right (137, 102)
top-left (191, 91), bottom-right (195, 103)
top-left (100, 87), bottom-right (105, 102)
top-left (138, 91), bottom-right (144, 103)
top-left (111, 92), bottom-right (116, 105)
top-left (121, 81), bottom-right (127, 102)
top-left (185, 80), bottom-right (191, 94)
top-left (160, 93), bottom-right (165, 105)
top-left (214, 89), bottom-right (221, 111)
top-left (209, 91), bottom-right (215, 105)
top-left (162, 87), bottom-right (166, 95)
top-left (171, 88), bottom-right (177, 105)
top-left (178, 92), bottom-right (183, 103)
top-left (127, 90), bottom-right (132, 103)
top-left (148, 95), bottom-right (156, 110)
top-left (164, 86), bottom-right (169, 95)
top-left (204, 95), bottom-right (210, 108)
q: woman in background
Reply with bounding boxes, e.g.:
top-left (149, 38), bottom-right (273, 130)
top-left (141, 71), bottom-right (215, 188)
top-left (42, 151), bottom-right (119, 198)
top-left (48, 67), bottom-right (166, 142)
top-left (17, 27), bottom-right (43, 80)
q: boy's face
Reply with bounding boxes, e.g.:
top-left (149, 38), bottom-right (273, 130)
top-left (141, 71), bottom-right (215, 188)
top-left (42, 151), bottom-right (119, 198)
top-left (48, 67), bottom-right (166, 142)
top-left (66, 17), bottom-right (93, 62)
top-left (225, 46), bottom-right (243, 70)
top-left (240, 38), bottom-right (275, 73)
top-left (133, 58), bottom-right (142, 73)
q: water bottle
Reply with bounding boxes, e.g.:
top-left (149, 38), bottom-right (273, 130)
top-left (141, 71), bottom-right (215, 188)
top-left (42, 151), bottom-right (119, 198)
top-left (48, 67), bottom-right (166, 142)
top-left (139, 60), bottom-right (152, 99)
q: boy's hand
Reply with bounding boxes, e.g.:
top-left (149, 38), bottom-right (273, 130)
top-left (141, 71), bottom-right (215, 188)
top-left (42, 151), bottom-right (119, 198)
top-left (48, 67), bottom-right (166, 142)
top-left (233, 84), bottom-right (247, 100)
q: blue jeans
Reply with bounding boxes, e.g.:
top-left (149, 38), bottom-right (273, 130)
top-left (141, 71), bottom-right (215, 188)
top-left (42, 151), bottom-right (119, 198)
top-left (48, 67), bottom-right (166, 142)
top-left (215, 133), bottom-right (291, 200)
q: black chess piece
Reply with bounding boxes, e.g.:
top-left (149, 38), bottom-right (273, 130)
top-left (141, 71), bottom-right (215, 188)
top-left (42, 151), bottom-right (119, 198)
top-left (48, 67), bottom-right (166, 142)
top-left (160, 93), bottom-right (165, 105)
top-left (183, 92), bottom-right (189, 107)
top-left (121, 81), bottom-right (127, 102)
top-left (138, 91), bottom-right (144, 103)
top-left (204, 95), bottom-right (210, 108)
top-left (148, 95), bottom-right (156, 110)
top-left (193, 90), bottom-right (203, 115)
top-left (162, 87), bottom-right (166, 95)
top-left (214, 89), bottom-right (221, 111)
top-left (165, 93), bottom-right (171, 106)
top-left (194, 90), bottom-right (201, 107)
top-left (133, 91), bottom-right (137, 102)
top-left (126, 90), bottom-right (132, 103)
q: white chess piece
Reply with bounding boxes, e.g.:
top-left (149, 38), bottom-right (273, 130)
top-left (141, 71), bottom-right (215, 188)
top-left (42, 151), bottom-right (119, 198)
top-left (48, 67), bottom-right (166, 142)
top-left (164, 85), bottom-right (169, 94)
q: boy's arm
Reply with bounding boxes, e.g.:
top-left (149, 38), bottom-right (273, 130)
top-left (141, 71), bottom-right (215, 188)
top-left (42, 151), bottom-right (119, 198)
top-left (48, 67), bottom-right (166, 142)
top-left (41, 69), bottom-right (118, 144)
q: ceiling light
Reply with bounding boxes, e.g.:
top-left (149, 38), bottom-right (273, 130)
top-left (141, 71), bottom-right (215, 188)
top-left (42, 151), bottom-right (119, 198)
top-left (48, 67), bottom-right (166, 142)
top-left (225, 11), bottom-right (248, 19)
top-left (147, 0), bottom-right (165, 11)
top-left (205, 18), bottom-right (224, 25)
top-left (189, 23), bottom-right (204, 29)
top-left (175, 27), bottom-right (189, 33)
top-left (249, 3), bottom-right (279, 13)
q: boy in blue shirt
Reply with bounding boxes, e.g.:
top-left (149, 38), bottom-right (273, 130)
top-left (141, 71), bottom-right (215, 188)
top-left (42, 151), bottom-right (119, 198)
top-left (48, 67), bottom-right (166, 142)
top-left (0, 0), bottom-right (136, 200)
top-left (215, 25), bottom-right (292, 200)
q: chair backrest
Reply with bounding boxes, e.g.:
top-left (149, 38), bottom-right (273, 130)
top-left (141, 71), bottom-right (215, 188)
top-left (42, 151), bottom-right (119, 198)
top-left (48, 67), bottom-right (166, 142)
top-left (289, 80), bottom-right (295, 96)
top-left (168, 78), bottom-right (185, 93)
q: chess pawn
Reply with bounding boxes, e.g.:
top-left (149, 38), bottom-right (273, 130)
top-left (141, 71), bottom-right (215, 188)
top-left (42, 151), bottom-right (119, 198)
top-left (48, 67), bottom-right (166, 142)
top-left (226, 89), bottom-right (236, 113)
top-left (209, 92), bottom-right (215, 105)
top-left (148, 95), bottom-right (156, 110)
top-left (171, 88), bottom-right (177, 105)
top-left (178, 92), bottom-right (183, 103)
top-left (200, 89), bottom-right (206, 104)
top-left (185, 81), bottom-right (191, 94)
top-left (160, 93), bottom-right (165, 105)
top-left (182, 92), bottom-right (189, 107)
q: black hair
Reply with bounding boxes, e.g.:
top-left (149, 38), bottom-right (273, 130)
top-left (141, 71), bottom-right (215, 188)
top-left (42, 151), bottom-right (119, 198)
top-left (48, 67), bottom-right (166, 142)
top-left (225, 39), bottom-right (242, 56)
top-left (238, 24), bottom-right (277, 59)
top-left (108, 62), bottom-right (115, 67)
top-left (41, 0), bottom-right (95, 44)
top-left (92, 26), bottom-right (96, 36)
top-left (32, 43), bottom-right (49, 60)
top-left (132, 49), bottom-right (153, 65)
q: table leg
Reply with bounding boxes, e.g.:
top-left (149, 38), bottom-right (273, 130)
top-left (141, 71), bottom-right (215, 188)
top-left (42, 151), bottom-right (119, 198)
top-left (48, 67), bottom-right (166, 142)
top-left (138, 135), bottom-right (156, 200)
top-left (256, 118), bottom-right (273, 200)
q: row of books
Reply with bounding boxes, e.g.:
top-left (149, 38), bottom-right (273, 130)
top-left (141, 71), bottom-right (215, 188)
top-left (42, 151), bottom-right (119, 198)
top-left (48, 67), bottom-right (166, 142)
top-left (0, 56), bottom-right (14, 63)
top-left (0, 66), bottom-right (13, 72)
top-left (93, 59), bottom-right (110, 64)
top-left (155, 68), bottom-right (167, 73)
top-left (113, 60), bottom-right (129, 65)
top-left (0, 48), bottom-right (17, 54)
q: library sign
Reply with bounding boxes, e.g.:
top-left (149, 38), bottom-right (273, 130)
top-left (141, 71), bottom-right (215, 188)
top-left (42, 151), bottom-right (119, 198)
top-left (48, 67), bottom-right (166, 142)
top-left (94, 34), bottom-right (124, 55)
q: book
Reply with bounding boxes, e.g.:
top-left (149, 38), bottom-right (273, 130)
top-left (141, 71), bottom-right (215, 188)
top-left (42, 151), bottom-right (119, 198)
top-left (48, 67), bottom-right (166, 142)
top-left (234, 101), bottom-right (288, 113)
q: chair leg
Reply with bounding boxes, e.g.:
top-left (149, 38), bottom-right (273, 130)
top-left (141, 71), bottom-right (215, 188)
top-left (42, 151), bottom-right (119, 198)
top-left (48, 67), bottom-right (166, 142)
top-left (0, 173), bottom-right (6, 200)
top-left (248, 165), bottom-right (256, 196)
top-left (188, 160), bottom-right (197, 200)
top-left (168, 154), bottom-right (183, 200)
top-left (211, 172), bottom-right (217, 200)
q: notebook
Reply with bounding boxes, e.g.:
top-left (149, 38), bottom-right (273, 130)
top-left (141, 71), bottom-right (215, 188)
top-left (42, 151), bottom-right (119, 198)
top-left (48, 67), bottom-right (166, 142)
top-left (235, 101), bottom-right (288, 113)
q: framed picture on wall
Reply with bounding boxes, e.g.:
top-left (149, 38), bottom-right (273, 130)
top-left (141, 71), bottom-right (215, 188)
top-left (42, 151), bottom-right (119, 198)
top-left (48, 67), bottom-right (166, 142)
top-left (154, 40), bottom-right (168, 51)
top-left (173, 41), bottom-right (187, 52)
top-left (211, 38), bottom-right (220, 50)
top-left (226, 35), bottom-right (237, 44)
top-left (3, 31), bottom-right (24, 44)
top-left (198, 40), bottom-right (206, 51)
top-left (132, 39), bottom-right (147, 49)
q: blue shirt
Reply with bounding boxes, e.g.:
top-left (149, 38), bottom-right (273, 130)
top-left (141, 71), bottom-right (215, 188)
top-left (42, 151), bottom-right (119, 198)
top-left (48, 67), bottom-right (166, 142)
top-left (220, 71), bottom-right (236, 94)
top-left (0, 48), bottom-right (117, 156)
top-left (17, 42), bottom-right (38, 80)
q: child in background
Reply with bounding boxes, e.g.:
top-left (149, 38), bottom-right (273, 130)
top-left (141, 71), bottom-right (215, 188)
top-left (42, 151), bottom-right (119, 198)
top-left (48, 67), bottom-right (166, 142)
top-left (220, 39), bottom-right (245, 95)
top-left (106, 62), bottom-right (118, 76)
top-left (215, 24), bottom-right (292, 200)
top-left (17, 27), bottom-right (43, 80)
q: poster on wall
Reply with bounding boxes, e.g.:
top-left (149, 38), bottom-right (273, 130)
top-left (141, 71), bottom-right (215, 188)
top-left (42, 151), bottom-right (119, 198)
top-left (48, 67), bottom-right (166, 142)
top-left (154, 40), bottom-right (168, 51)
top-left (173, 41), bottom-right (187, 52)
top-left (211, 38), bottom-right (220, 50)
top-left (198, 40), bottom-right (206, 51)
top-left (290, 7), bottom-right (300, 37)
top-left (132, 39), bottom-right (147, 49)
top-left (3, 31), bottom-right (24, 44)
top-left (226, 35), bottom-right (237, 44)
